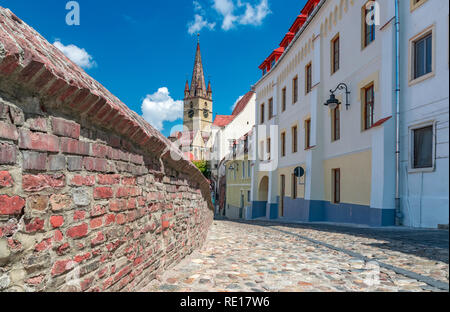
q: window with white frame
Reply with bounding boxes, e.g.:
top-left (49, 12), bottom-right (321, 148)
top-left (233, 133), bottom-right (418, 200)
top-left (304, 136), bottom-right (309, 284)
top-left (409, 122), bottom-right (435, 171)
top-left (409, 26), bottom-right (435, 85)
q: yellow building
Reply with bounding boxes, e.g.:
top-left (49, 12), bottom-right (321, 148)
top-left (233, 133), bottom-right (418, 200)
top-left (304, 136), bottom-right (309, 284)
top-left (225, 136), bottom-right (252, 219)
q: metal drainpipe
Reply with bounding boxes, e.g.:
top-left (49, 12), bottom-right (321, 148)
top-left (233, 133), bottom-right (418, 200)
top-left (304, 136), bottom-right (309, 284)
top-left (394, 0), bottom-right (403, 225)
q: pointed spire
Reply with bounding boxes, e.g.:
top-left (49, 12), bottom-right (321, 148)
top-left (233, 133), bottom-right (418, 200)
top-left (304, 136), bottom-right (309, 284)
top-left (207, 80), bottom-right (212, 99)
top-left (184, 80), bottom-right (190, 98)
top-left (190, 37), bottom-right (207, 97)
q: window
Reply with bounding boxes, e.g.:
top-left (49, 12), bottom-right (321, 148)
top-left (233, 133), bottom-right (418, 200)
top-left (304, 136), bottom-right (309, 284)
top-left (292, 126), bottom-right (298, 153)
top-left (267, 138), bottom-right (271, 160)
top-left (281, 132), bottom-right (286, 157)
top-left (411, 124), bottom-right (434, 170)
top-left (248, 160), bottom-right (251, 177)
top-left (305, 63), bottom-right (312, 94)
top-left (332, 169), bottom-right (341, 204)
top-left (259, 141), bottom-right (264, 160)
top-left (332, 107), bottom-right (340, 141)
top-left (242, 161), bottom-right (245, 179)
top-left (282, 88), bottom-right (286, 112)
top-left (268, 98), bottom-right (274, 120)
top-left (410, 0), bottom-right (428, 11)
top-left (293, 76), bottom-right (298, 104)
top-left (363, 3), bottom-right (376, 48)
top-left (260, 103), bottom-right (265, 123)
top-left (413, 32), bottom-right (432, 80)
top-left (292, 174), bottom-right (298, 199)
top-left (247, 190), bottom-right (251, 202)
top-left (305, 119), bottom-right (311, 149)
top-left (271, 59), bottom-right (276, 68)
top-left (331, 35), bottom-right (340, 74)
top-left (363, 84), bottom-right (374, 130)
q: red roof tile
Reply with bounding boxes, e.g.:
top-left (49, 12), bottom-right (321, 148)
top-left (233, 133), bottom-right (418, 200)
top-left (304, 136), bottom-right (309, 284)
top-left (232, 91), bottom-right (255, 116)
top-left (213, 115), bottom-right (235, 127)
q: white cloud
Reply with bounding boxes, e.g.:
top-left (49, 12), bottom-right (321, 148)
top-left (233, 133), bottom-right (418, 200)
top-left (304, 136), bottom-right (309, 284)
top-left (231, 95), bottom-right (244, 111)
top-left (239, 0), bottom-right (270, 26)
top-left (213, 0), bottom-right (238, 30)
top-left (188, 14), bottom-right (216, 35)
top-left (187, 0), bottom-right (270, 34)
top-left (53, 40), bottom-right (96, 69)
top-left (141, 87), bottom-right (183, 131)
top-left (213, 0), bottom-right (270, 30)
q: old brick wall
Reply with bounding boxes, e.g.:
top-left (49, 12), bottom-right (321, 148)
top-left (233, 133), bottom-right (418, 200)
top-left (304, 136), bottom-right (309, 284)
top-left (0, 7), bottom-right (213, 292)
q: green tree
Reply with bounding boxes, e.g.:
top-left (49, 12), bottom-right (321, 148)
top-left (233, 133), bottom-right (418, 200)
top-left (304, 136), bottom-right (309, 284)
top-left (193, 160), bottom-right (211, 179)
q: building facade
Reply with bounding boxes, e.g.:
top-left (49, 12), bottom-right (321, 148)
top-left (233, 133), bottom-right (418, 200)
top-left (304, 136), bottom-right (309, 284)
top-left (250, 0), bottom-right (448, 228)
top-left (208, 91), bottom-right (256, 217)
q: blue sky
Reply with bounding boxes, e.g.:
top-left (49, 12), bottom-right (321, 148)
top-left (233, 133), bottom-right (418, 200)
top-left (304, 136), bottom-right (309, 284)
top-left (1, 0), bottom-right (307, 137)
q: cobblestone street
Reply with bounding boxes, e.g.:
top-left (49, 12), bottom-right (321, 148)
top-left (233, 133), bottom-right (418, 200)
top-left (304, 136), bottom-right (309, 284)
top-left (143, 219), bottom-right (449, 292)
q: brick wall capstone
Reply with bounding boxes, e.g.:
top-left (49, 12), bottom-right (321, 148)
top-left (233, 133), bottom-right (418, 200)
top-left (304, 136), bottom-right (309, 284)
top-left (0, 7), bottom-right (213, 292)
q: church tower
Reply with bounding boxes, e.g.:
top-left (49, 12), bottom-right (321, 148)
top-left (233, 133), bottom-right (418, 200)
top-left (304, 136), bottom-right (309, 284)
top-left (183, 36), bottom-right (213, 133)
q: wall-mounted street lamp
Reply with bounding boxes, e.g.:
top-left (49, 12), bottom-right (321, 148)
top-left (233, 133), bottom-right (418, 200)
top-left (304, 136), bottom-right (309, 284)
top-left (324, 83), bottom-right (351, 110)
top-left (228, 163), bottom-right (238, 171)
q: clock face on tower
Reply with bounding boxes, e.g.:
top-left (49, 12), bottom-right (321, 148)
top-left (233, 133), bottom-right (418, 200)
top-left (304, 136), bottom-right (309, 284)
top-left (203, 109), bottom-right (209, 118)
top-left (188, 109), bottom-right (194, 118)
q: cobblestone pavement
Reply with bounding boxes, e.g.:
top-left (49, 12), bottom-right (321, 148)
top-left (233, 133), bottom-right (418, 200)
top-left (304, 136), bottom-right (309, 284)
top-left (142, 219), bottom-right (449, 292)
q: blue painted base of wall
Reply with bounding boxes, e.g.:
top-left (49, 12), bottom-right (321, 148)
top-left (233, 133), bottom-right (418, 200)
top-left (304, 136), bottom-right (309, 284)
top-left (251, 201), bottom-right (267, 219)
top-left (251, 198), bottom-right (395, 227)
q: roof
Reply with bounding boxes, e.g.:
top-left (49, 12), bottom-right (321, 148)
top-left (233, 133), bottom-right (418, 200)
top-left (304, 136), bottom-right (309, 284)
top-left (231, 91), bottom-right (254, 116)
top-left (213, 115), bottom-right (235, 128)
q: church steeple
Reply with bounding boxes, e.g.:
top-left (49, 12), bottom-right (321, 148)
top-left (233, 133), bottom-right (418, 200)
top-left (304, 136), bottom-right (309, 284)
top-left (189, 34), bottom-right (208, 98)
top-left (182, 35), bottom-right (213, 139)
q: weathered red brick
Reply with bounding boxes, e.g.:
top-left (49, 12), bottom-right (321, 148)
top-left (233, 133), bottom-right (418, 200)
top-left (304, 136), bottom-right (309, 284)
top-left (90, 205), bottom-right (106, 217)
top-left (54, 230), bottom-right (64, 242)
top-left (90, 217), bottom-right (103, 229)
top-left (22, 151), bottom-right (47, 171)
top-left (97, 174), bottom-right (120, 185)
top-left (66, 223), bottom-right (88, 239)
top-left (50, 215), bottom-right (64, 228)
top-left (93, 187), bottom-right (113, 199)
top-left (91, 144), bottom-right (109, 158)
top-left (105, 214), bottom-right (115, 226)
top-left (91, 232), bottom-right (105, 247)
top-left (0, 171), bottom-right (13, 187)
top-left (22, 174), bottom-right (65, 192)
top-left (121, 177), bottom-right (136, 185)
top-left (74, 252), bottom-right (91, 263)
top-left (51, 259), bottom-right (75, 276)
top-left (116, 214), bottom-right (126, 225)
top-left (28, 117), bottom-right (48, 132)
top-left (60, 137), bottom-right (90, 155)
top-left (116, 187), bottom-right (141, 198)
top-left (25, 217), bottom-right (45, 233)
top-left (51, 117), bottom-right (80, 139)
top-left (0, 195), bottom-right (25, 215)
top-left (35, 238), bottom-right (52, 252)
top-left (19, 129), bottom-right (59, 152)
top-left (49, 194), bottom-right (71, 211)
top-left (109, 199), bottom-right (126, 212)
top-left (70, 175), bottom-right (95, 186)
top-left (0, 120), bottom-right (18, 140)
top-left (27, 275), bottom-right (45, 285)
top-left (73, 210), bottom-right (86, 221)
top-left (56, 243), bottom-right (70, 255)
top-left (83, 157), bottom-right (109, 173)
top-left (0, 142), bottom-right (17, 164)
